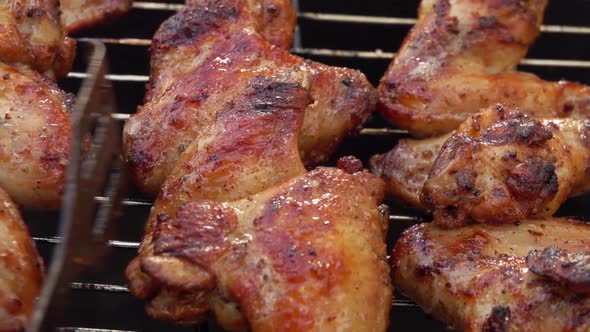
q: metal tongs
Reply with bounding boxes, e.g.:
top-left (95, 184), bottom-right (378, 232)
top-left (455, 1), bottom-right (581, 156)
top-left (28, 40), bottom-right (126, 331)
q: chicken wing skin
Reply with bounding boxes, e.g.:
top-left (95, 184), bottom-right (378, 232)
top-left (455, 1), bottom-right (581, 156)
top-left (124, 0), bottom-right (377, 195)
top-left (143, 76), bottom-right (309, 230)
top-left (0, 63), bottom-right (73, 209)
top-left (0, 0), bottom-right (75, 79)
top-left (392, 218), bottom-right (590, 331)
top-left (61, 0), bottom-right (132, 33)
top-left (370, 134), bottom-right (447, 209)
top-left (422, 105), bottom-right (590, 227)
top-left (378, 0), bottom-right (590, 137)
top-left (0, 187), bottom-right (44, 330)
top-left (371, 105), bottom-right (590, 225)
top-left (127, 167), bottom-right (391, 331)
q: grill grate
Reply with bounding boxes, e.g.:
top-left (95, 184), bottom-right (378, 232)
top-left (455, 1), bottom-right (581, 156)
top-left (25, 1), bottom-right (590, 331)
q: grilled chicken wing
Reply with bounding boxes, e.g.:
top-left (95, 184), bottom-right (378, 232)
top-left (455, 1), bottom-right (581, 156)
top-left (0, 63), bottom-right (73, 209)
top-left (422, 105), bottom-right (590, 227)
top-left (0, 0), bottom-right (75, 79)
top-left (0, 187), bottom-right (44, 330)
top-left (378, 0), bottom-right (590, 137)
top-left (61, 0), bottom-right (132, 33)
top-left (126, 167), bottom-right (391, 330)
top-left (124, 0), bottom-right (377, 195)
top-left (371, 105), bottom-right (590, 226)
top-left (392, 218), bottom-right (590, 331)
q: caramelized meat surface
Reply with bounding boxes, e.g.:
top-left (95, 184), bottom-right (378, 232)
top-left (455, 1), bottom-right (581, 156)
top-left (392, 218), bottom-right (590, 332)
top-left (145, 77), bottom-right (310, 235)
top-left (0, 187), bottom-right (44, 330)
top-left (423, 106), bottom-right (590, 227)
top-left (61, 0), bottom-right (132, 33)
top-left (0, 63), bottom-right (73, 209)
top-left (372, 105), bottom-right (590, 226)
top-left (126, 167), bottom-right (392, 331)
top-left (378, 0), bottom-right (590, 137)
top-left (527, 247), bottom-right (590, 296)
top-left (123, 0), bottom-right (377, 195)
top-left (0, 0), bottom-right (75, 78)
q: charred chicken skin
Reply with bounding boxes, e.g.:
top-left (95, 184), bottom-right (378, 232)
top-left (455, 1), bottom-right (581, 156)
top-left (123, 0), bottom-right (377, 196)
top-left (61, 0), bottom-right (133, 33)
top-left (0, 62), bottom-right (73, 209)
top-left (392, 218), bottom-right (590, 331)
top-left (126, 167), bottom-right (392, 331)
top-left (0, 187), bottom-right (44, 330)
top-left (371, 105), bottom-right (590, 227)
top-left (422, 106), bottom-right (590, 227)
top-left (378, 0), bottom-right (590, 137)
top-left (0, 0), bottom-right (75, 79)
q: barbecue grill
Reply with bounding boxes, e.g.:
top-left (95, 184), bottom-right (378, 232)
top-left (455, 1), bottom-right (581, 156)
top-left (25, 0), bottom-right (590, 331)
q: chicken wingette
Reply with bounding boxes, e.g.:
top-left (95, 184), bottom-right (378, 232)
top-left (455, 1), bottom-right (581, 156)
top-left (378, 0), bottom-right (590, 137)
top-left (0, 62), bottom-right (73, 209)
top-left (0, 187), bottom-right (44, 330)
top-left (392, 217), bottom-right (590, 331)
top-left (126, 166), bottom-right (392, 331)
top-left (0, 0), bottom-right (75, 79)
top-left (123, 0), bottom-right (377, 196)
top-left (372, 105), bottom-right (590, 227)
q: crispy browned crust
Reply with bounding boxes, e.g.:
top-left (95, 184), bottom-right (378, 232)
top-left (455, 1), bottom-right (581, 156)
top-left (0, 63), bottom-right (73, 209)
top-left (0, 0), bottom-right (75, 79)
top-left (127, 167), bottom-right (391, 330)
top-left (0, 187), bottom-right (44, 330)
top-left (392, 218), bottom-right (590, 332)
top-left (527, 247), bottom-right (590, 296)
top-left (124, 0), bottom-right (377, 195)
top-left (371, 105), bottom-right (590, 225)
top-left (61, 0), bottom-right (133, 33)
top-left (422, 105), bottom-right (590, 227)
top-left (378, 0), bottom-right (590, 137)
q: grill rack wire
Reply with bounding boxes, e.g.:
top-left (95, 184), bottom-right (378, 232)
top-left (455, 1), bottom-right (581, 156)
top-left (25, 0), bottom-right (590, 331)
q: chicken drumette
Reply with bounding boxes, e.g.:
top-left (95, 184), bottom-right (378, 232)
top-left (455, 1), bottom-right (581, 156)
top-left (372, 105), bottom-right (590, 227)
top-left (0, 0), bottom-right (75, 79)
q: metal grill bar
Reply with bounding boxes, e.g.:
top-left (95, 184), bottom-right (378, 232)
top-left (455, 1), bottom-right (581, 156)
top-left (66, 46), bottom-right (590, 72)
top-left (33, 237), bottom-right (141, 249)
top-left (108, 112), bottom-right (409, 135)
top-left (299, 12), bottom-right (590, 35)
top-left (57, 328), bottom-right (136, 332)
top-left (131, 2), bottom-right (590, 35)
top-left (67, 282), bottom-right (418, 308)
top-left (70, 283), bottom-right (129, 293)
